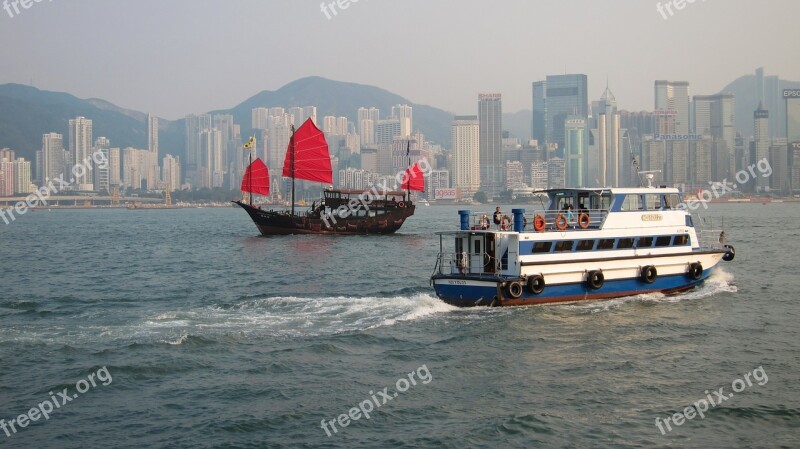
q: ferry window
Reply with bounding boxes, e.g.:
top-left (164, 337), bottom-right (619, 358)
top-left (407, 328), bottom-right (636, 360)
top-left (555, 241), bottom-right (574, 252)
top-left (637, 237), bottom-right (653, 248)
top-left (664, 194), bottom-right (680, 209)
top-left (455, 238), bottom-right (463, 254)
top-left (474, 240), bottom-right (482, 254)
top-left (655, 236), bottom-right (672, 247)
top-left (576, 240), bottom-right (595, 251)
top-left (532, 241), bottom-right (553, 253)
top-left (577, 194), bottom-right (591, 212)
top-left (645, 194), bottom-right (662, 210)
top-left (617, 238), bottom-right (635, 249)
top-left (674, 235), bottom-right (689, 246)
top-left (590, 193), bottom-right (612, 210)
top-left (621, 195), bottom-right (642, 211)
top-left (597, 239), bottom-right (615, 250)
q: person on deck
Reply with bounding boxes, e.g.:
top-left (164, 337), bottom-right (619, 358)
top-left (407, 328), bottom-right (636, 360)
top-left (493, 207), bottom-right (502, 229)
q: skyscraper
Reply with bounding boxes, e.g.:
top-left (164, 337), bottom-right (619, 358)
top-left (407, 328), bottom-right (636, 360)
top-left (93, 137), bottom-right (111, 193)
top-left (692, 93), bottom-right (736, 180)
top-left (785, 89), bottom-right (800, 193)
top-left (41, 132), bottom-right (64, 186)
top-left (69, 116), bottom-right (93, 190)
top-left (478, 93), bottom-right (503, 196)
top-left (532, 75), bottom-right (589, 152)
top-left (655, 80), bottom-right (690, 134)
top-left (564, 116), bottom-right (587, 188)
top-left (754, 102), bottom-right (770, 191)
top-left (392, 104), bottom-right (413, 137)
top-left (597, 87), bottom-right (620, 187)
top-left (452, 115), bottom-right (481, 196)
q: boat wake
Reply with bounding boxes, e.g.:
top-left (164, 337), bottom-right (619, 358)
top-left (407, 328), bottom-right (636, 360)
top-left (146, 293), bottom-right (458, 344)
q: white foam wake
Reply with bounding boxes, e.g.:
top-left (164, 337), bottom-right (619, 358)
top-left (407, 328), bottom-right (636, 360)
top-left (145, 293), bottom-right (459, 342)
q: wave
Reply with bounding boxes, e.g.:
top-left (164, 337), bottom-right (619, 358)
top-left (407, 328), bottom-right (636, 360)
top-left (557, 268), bottom-right (737, 313)
top-left (141, 293), bottom-right (459, 343)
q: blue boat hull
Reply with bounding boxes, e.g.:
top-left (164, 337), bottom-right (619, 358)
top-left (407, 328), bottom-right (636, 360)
top-left (431, 267), bottom-right (716, 307)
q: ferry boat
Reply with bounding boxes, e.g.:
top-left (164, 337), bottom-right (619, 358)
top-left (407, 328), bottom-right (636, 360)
top-left (430, 187), bottom-right (735, 307)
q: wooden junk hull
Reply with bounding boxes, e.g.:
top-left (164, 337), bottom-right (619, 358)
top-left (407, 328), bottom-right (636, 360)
top-left (234, 201), bottom-right (416, 236)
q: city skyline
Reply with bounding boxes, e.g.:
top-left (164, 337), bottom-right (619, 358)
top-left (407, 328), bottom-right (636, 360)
top-left (1, 1), bottom-right (798, 119)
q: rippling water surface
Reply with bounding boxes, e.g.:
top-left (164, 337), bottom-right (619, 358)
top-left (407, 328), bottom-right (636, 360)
top-left (0, 203), bottom-right (798, 448)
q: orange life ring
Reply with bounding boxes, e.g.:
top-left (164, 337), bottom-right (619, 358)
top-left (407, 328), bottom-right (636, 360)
top-left (555, 214), bottom-right (568, 231)
top-left (533, 214), bottom-right (546, 232)
top-left (578, 213), bottom-right (590, 229)
top-left (500, 215), bottom-right (511, 231)
top-left (397, 201), bottom-right (405, 208)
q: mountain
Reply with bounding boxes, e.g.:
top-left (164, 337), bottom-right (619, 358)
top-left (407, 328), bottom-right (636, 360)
top-left (719, 74), bottom-right (800, 137)
top-left (215, 76), bottom-right (455, 147)
top-left (503, 110), bottom-right (532, 142)
top-left (0, 84), bottom-right (183, 162)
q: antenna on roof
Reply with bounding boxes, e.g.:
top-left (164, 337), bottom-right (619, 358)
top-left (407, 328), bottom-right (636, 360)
top-left (638, 170), bottom-right (661, 188)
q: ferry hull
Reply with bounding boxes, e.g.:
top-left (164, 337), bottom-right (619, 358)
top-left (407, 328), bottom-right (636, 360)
top-left (432, 257), bottom-right (722, 307)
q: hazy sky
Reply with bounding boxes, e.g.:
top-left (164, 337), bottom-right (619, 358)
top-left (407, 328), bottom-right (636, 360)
top-left (1, 0), bottom-right (798, 120)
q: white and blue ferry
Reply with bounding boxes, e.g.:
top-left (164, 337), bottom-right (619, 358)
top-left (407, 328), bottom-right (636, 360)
top-left (430, 187), bottom-right (735, 307)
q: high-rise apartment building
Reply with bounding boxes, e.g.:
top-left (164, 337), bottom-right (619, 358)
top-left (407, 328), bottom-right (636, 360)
top-left (452, 115), bottom-right (480, 196)
top-left (41, 132), bottom-right (64, 186)
top-left (69, 116), bottom-right (93, 190)
top-left (478, 93), bottom-right (503, 195)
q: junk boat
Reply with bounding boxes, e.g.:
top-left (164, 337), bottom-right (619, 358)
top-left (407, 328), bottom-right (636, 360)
top-left (234, 118), bottom-right (423, 235)
top-left (430, 187), bottom-right (735, 307)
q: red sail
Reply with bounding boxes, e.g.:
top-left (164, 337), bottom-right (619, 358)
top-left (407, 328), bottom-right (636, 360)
top-left (402, 162), bottom-right (426, 192)
top-left (241, 158), bottom-right (270, 196)
top-left (282, 118), bottom-right (333, 184)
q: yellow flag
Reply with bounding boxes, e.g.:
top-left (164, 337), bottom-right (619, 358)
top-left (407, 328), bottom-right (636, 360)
top-left (244, 136), bottom-right (255, 149)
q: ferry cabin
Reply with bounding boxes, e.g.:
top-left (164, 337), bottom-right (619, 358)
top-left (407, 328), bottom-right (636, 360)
top-left (430, 188), bottom-right (734, 307)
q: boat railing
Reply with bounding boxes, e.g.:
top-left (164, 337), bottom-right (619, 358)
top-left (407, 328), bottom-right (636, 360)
top-left (433, 251), bottom-right (502, 277)
top-left (462, 209), bottom-right (609, 232)
top-left (522, 209), bottom-right (609, 232)
top-left (696, 216), bottom-right (728, 250)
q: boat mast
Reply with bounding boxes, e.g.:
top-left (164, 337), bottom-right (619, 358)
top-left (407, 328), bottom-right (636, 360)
top-left (249, 150), bottom-right (253, 207)
top-left (406, 140), bottom-right (411, 202)
top-left (291, 124), bottom-right (296, 216)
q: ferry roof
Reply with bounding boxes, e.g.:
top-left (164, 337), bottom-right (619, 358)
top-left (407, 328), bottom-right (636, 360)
top-left (542, 187), bottom-right (681, 195)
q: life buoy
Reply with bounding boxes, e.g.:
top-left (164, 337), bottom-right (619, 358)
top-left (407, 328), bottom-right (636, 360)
top-left (500, 215), bottom-right (512, 231)
top-left (555, 214), bottom-right (568, 231)
top-left (723, 244), bottom-right (735, 262)
top-left (578, 213), bottom-right (590, 229)
top-left (641, 265), bottom-right (657, 284)
top-left (533, 214), bottom-right (546, 232)
top-left (527, 274), bottom-right (545, 295)
top-left (587, 270), bottom-right (604, 290)
top-left (397, 201), bottom-right (405, 208)
top-left (688, 263), bottom-right (703, 280)
top-left (507, 281), bottom-right (523, 299)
